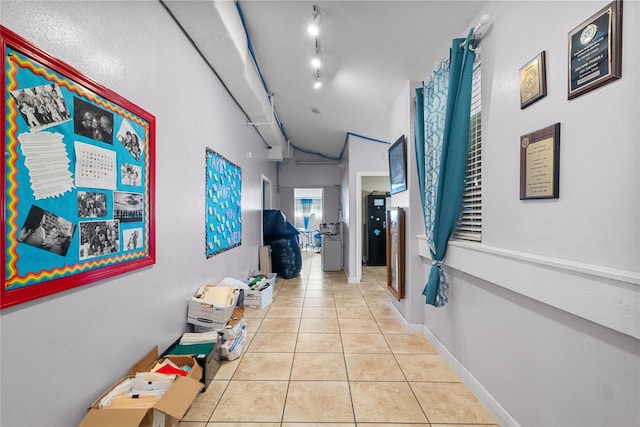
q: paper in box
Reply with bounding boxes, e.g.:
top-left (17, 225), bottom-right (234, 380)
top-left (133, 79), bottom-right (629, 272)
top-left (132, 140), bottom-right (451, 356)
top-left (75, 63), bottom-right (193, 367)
top-left (79, 346), bottom-right (203, 427)
top-left (187, 285), bottom-right (239, 328)
top-left (165, 342), bottom-right (218, 392)
top-left (243, 273), bottom-right (275, 309)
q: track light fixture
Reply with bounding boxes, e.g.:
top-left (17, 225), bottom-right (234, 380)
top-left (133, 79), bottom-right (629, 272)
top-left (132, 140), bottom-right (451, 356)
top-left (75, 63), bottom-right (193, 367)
top-left (309, 5), bottom-right (325, 89)
top-left (308, 4), bottom-right (322, 36)
top-left (311, 40), bottom-right (322, 68)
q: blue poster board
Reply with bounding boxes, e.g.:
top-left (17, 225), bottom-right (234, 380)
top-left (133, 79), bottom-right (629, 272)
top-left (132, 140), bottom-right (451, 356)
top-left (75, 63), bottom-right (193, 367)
top-left (205, 148), bottom-right (241, 258)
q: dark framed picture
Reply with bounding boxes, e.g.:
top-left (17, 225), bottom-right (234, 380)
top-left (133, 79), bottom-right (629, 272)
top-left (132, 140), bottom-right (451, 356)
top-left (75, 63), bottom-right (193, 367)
top-left (1, 26), bottom-right (156, 309)
top-left (520, 123), bottom-right (561, 200)
top-left (388, 135), bottom-right (407, 194)
top-left (520, 51), bottom-right (547, 109)
top-left (386, 207), bottom-right (405, 301)
top-left (568, 0), bottom-right (622, 99)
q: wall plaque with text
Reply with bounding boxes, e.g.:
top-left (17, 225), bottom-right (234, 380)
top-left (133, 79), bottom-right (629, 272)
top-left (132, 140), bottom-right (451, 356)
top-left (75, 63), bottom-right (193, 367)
top-left (568, 0), bottom-right (622, 99)
top-left (520, 123), bottom-right (561, 200)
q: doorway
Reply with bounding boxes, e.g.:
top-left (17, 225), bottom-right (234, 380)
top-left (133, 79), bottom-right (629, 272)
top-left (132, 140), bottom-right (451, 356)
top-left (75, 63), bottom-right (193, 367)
top-left (354, 172), bottom-right (389, 282)
top-left (294, 188), bottom-right (323, 249)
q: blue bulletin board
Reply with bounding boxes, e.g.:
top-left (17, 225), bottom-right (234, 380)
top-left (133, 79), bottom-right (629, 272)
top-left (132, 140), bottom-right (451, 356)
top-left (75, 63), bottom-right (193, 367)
top-left (205, 148), bottom-right (241, 258)
top-left (1, 26), bottom-right (156, 309)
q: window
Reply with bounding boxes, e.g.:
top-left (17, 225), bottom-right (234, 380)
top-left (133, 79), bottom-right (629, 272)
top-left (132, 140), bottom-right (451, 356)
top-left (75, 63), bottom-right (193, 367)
top-left (293, 188), bottom-right (323, 231)
top-left (454, 57), bottom-right (481, 242)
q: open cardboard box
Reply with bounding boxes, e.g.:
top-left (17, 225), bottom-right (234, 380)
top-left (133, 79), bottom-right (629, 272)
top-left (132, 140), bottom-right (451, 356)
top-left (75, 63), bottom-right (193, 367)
top-left (79, 346), bottom-right (203, 427)
top-left (187, 285), bottom-right (239, 328)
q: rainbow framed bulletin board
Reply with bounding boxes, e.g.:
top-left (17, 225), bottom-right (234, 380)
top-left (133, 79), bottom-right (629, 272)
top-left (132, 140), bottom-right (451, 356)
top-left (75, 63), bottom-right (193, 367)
top-left (205, 148), bottom-right (241, 258)
top-left (1, 26), bottom-right (156, 309)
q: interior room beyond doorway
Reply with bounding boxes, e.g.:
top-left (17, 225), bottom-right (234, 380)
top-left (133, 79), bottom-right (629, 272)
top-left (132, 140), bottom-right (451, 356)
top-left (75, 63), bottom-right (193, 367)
top-left (294, 188), bottom-right (323, 250)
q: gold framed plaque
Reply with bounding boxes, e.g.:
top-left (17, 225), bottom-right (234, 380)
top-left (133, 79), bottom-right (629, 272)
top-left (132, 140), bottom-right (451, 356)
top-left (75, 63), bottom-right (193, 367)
top-left (568, 0), bottom-right (622, 99)
top-left (520, 123), bottom-right (561, 200)
top-left (520, 51), bottom-right (547, 109)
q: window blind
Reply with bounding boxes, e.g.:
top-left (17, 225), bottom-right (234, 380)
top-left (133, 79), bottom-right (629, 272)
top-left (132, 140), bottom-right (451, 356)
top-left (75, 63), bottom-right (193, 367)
top-left (454, 57), bottom-right (482, 242)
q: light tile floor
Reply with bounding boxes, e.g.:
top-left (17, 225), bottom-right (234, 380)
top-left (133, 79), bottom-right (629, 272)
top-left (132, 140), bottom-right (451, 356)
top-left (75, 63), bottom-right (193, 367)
top-left (179, 250), bottom-right (499, 427)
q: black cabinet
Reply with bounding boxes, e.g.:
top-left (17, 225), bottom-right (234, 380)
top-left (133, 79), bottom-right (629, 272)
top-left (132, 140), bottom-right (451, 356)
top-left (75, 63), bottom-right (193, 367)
top-left (365, 194), bottom-right (387, 266)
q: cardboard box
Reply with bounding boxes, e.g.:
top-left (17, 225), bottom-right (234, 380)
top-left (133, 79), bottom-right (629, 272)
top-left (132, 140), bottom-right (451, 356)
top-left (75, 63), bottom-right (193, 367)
top-left (165, 342), bottom-right (219, 392)
top-left (221, 307), bottom-right (245, 340)
top-left (243, 273), bottom-right (276, 309)
top-left (187, 286), bottom-right (239, 328)
top-left (244, 283), bottom-right (273, 309)
top-left (79, 346), bottom-right (203, 427)
top-left (155, 355), bottom-right (203, 383)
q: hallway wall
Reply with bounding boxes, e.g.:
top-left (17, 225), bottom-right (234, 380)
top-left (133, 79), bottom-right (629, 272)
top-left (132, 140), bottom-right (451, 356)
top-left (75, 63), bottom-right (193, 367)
top-left (1, 2), bottom-right (276, 426)
top-left (415, 1), bottom-right (640, 425)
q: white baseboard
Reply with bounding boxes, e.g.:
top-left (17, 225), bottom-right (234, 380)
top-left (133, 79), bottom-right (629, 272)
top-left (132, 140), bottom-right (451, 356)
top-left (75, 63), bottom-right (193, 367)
top-left (420, 325), bottom-right (520, 427)
top-left (388, 303), bottom-right (518, 427)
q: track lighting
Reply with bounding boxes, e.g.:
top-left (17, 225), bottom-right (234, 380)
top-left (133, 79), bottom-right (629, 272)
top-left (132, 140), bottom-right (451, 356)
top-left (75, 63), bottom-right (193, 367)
top-left (309, 5), bottom-right (324, 89)
top-left (311, 53), bottom-right (322, 68)
top-left (308, 4), bottom-right (322, 36)
top-left (311, 40), bottom-right (322, 68)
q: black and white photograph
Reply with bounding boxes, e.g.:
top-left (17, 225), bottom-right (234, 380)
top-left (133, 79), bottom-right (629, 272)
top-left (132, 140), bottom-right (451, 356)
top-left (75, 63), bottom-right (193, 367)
top-left (120, 163), bottom-right (142, 186)
top-left (17, 205), bottom-right (76, 256)
top-left (77, 191), bottom-right (108, 218)
top-left (73, 97), bottom-right (114, 143)
top-left (11, 83), bottom-right (71, 132)
top-left (123, 227), bottom-right (143, 251)
top-left (79, 220), bottom-right (120, 260)
top-left (113, 191), bottom-right (144, 223)
top-left (116, 118), bottom-right (142, 161)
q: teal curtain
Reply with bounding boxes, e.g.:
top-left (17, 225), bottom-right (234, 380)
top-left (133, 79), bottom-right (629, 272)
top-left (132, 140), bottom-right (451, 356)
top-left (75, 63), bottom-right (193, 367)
top-left (300, 198), bottom-right (312, 229)
top-left (415, 87), bottom-right (425, 207)
top-left (420, 30), bottom-right (476, 306)
top-left (416, 57), bottom-right (450, 306)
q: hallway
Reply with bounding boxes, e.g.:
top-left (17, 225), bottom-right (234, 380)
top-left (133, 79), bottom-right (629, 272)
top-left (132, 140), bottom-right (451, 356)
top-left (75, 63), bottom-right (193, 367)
top-left (179, 250), bottom-right (498, 426)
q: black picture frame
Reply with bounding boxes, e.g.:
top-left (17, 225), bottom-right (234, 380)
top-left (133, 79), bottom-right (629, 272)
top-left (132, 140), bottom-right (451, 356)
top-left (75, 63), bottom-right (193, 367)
top-left (568, 0), bottom-right (623, 99)
top-left (388, 135), bottom-right (407, 195)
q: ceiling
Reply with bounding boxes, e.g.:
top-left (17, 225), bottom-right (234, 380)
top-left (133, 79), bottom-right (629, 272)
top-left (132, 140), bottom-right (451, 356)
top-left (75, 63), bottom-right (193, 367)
top-left (165, 1), bottom-right (487, 160)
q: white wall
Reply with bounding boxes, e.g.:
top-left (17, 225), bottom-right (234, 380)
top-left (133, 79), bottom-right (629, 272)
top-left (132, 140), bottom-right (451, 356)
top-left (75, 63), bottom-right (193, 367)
top-left (1, 2), bottom-right (277, 426)
top-left (345, 135), bottom-right (390, 280)
top-left (388, 80), bottom-right (426, 324)
top-left (411, 1), bottom-right (639, 425)
top-left (278, 151), bottom-right (343, 225)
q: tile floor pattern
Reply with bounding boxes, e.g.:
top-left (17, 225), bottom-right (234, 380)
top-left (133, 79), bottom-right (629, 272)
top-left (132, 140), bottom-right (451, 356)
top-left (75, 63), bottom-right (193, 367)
top-left (179, 250), bottom-right (498, 427)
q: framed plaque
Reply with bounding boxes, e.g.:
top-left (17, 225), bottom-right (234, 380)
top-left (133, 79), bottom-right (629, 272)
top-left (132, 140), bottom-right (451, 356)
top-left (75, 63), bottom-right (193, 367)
top-left (520, 123), bottom-right (561, 200)
top-left (386, 207), bottom-right (405, 301)
top-left (568, 0), bottom-right (622, 99)
top-left (520, 51), bottom-right (547, 109)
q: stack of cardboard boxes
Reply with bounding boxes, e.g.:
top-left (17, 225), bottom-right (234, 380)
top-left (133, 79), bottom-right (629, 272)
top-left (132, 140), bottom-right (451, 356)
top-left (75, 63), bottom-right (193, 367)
top-left (80, 274), bottom-right (276, 426)
top-left (79, 346), bottom-right (203, 427)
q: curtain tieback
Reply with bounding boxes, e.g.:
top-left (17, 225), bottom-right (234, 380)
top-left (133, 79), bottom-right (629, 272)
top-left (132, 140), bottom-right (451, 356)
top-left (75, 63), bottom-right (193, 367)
top-left (431, 260), bottom-right (442, 267)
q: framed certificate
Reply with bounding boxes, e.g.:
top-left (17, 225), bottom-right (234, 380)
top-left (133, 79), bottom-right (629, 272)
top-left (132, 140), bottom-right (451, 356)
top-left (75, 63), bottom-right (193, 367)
top-left (520, 51), bottom-right (547, 109)
top-left (519, 123), bottom-right (561, 200)
top-left (568, 0), bottom-right (622, 99)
